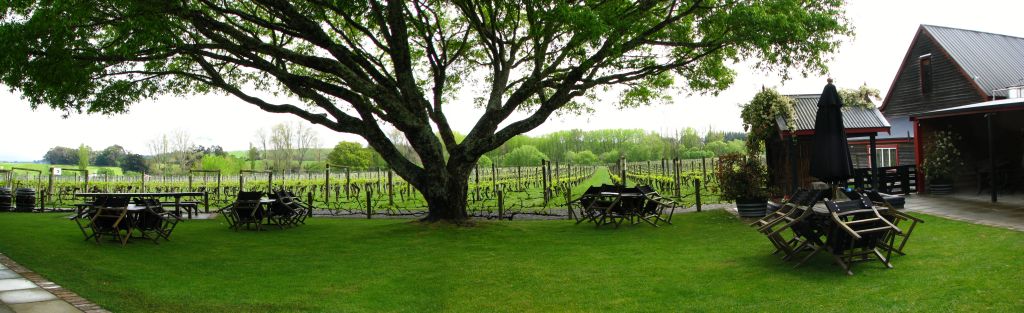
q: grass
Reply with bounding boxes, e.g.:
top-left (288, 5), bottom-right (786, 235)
top-left (0, 211), bottom-right (1021, 312)
top-left (0, 162), bottom-right (124, 176)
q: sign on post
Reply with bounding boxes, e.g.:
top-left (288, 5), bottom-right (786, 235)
top-left (52, 168), bottom-right (62, 176)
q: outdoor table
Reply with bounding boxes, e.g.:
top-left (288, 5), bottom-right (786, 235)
top-left (76, 192), bottom-right (207, 219)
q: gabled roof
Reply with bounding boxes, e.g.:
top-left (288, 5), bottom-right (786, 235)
top-left (776, 94), bottom-right (891, 137)
top-left (881, 25), bottom-right (1024, 112)
top-left (922, 25), bottom-right (1024, 96)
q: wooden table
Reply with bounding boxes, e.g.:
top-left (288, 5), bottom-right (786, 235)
top-left (75, 192), bottom-right (207, 219)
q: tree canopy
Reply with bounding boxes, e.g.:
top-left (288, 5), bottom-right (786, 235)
top-left (1, 0), bottom-right (851, 221)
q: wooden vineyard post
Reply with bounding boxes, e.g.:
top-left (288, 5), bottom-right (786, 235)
top-left (497, 190), bottom-right (504, 220)
top-left (365, 185), bottom-right (372, 219)
top-left (307, 192), bottom-right (314, 217)
top-left (673, 158), bottom-right (682, 197)
top-left (141, 172), bottom-right (146, 192)
top-left (541, 160), bottom-right (549, 205)
top-left (474, 164), bottom-right (480, 201)
top-left (620, 156), bottom-right (627, 186)
top-left (694, 179), bottom-right (702, 212)
top-left (701, 156), bottom-right (707, 184)
top-left (491, 163), bottom-right (497, 194)
top-left (387, 168), bottom-right (394, 207)
top-left (345, 167), bottom-right (350, 200)
top-left (324, 168), bottom-right (330, 208)
top-left (517, 166), bottom-right (522, 191)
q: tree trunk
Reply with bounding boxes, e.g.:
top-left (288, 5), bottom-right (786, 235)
top-left (419, 168), bottom-right (471, 222)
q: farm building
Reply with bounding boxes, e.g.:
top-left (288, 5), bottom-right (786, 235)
top-left (764, 93), bottom-right (910, 196)
top-left (880, 24), bottom-right (1024, 200)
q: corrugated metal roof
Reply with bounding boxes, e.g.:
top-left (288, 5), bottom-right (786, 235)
top-left (923, 25), bottom-right (1024, 96)
top-left (775, 94), bottom-right (891, 133)
top-left (916, 97), bottom-right (1024, 118)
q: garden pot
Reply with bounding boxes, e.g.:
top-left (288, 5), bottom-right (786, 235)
top-left (736, 198), bottom-right (768, 217)
top-left (929, 183), bottom-right (953, 195)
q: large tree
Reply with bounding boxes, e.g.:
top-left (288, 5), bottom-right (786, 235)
top-left (0, 0), bottom-right (850, 222)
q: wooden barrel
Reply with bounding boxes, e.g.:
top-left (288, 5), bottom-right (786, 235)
top-left (736, 199), bottom-right (767, 217)
top-left (0, 187), bottom-right (11, 211)
top-left (14, 188), bottom-right (36, 212)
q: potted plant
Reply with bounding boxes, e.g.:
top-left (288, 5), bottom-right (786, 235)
top-left (715, 153), bottom-right (770, 217)
top-left (921, 130), bottom-right (962, 195)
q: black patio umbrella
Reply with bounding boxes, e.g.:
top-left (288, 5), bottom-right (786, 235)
top-left (809, 79), bottom-right (853, 189)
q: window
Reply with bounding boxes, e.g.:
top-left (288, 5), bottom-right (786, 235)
top-left (868, 146), bottom-right (898, 167)
top-left (919, 54), bottom-right (933, 94)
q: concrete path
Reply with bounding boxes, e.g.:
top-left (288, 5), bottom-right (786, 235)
top-left (903, 193), bottom-right (1024, 232)
top-left (0, 254), bottom-right (107, 313)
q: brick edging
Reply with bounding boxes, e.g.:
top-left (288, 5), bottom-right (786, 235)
top-left (0, 253), bottom-right (110, 313)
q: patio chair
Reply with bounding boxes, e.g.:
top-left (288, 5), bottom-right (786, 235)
top-left (592, 185), bottom-right (627, 228)
top-left (283, 190), bottom-right (313, 224)
top-left (635, 185), bottom-right (677, 226)
top-left (266, 191), bottom-right (301, 228)
top-left (219, 191), bottom-right (265, 231)
top-left (568, 186), bottom-right (602, 224)
top-left (89, 197), bottom-right (132, 246)
top-left (863, 190), bottom-right (923, 256)
top-left (763, 189), bottom-right (827, 260)
top-left (821, 197), bottom-right (902, 275)
top-left (70, 196), bottom-right (108, 241)
top-left (750, 189), bottom-right (810, 229)
top-left (135, 198), bottom-right (181, 243)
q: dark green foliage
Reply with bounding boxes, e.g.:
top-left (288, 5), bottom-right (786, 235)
top-left (118, 153), bottom-right (148, 174)
top-left (42, 146), bottom-right (78, 164)
top-left (714, 153), bottom-right (769, 201)
top-left (327, 142), bottom-right (374, 169)
top-left (94, 145), bottom-right (126, 166)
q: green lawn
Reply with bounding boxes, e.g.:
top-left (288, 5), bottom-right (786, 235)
top-left (0, 162), bottom-right (123, 176)
top-left (0, 212), bottom-right (1021, 312)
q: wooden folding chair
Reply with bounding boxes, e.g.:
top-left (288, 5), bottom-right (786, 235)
top-left (863, 190), bottom-right (923, 256)
top-left (219, 192), bottom-right (265, 231)
top-left (636, 185), bottom-right (677, 226)
top-left (569, 186), bottom-right (602, 225)
top-left (89, 197), bottom-right (132, 246)
top-left (821, 197), bottom-right (902, 275)
top-left (135, 198), bottom-right (180, 243)
top-left (70, 196), bottom-right (107, 241)
top-left (761, 189), bottom-right (826, 260)
top-left (750, 189), bottom-right (810, 229)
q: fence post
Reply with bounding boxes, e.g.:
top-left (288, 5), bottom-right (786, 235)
top-left (365, 186), bottom-right (372, 219)
top-left (204, 192), bottom-right (209, 213)
top-left (387, 168), bottom-right (394, 207)
top-left (694, 179), bottom-right (702, 212)
top-left (491, 163), bottom-right (497, 194)
top-left (673, 158), bottom-right (681, 197)
top-left (497, 189), bottom-right (504, 220)
top-left (474, 163), bottom-right (480, 201)
top-left (307, 191), bottom-right (314, 217)
top-left (701, 156), bottom-right (707, 183)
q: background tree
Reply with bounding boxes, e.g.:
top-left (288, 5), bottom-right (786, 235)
top-left (501, 145), bottom-right (548, 167)
top-left (77, 144), bottom-right (91, 170)
top-left (269, 123), bottom-right (295, 172)
top-left (42, 146), bottom-right (78, 165)
top-left (147, 134), bottom-right (171, 175)
top-left (94, 145), bottom-right (127, 167)
top-left (119, 153), bottom-right (149, 174)
top-left (170, 129), bottom-right (193, 173)
top-left (0, 0), bottom-right (851, 221)
top-left (327, 141), bottom-right (373, 169)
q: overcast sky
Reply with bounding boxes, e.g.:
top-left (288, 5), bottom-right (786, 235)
top-left (2, 0), bottom-right (1023, 162)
